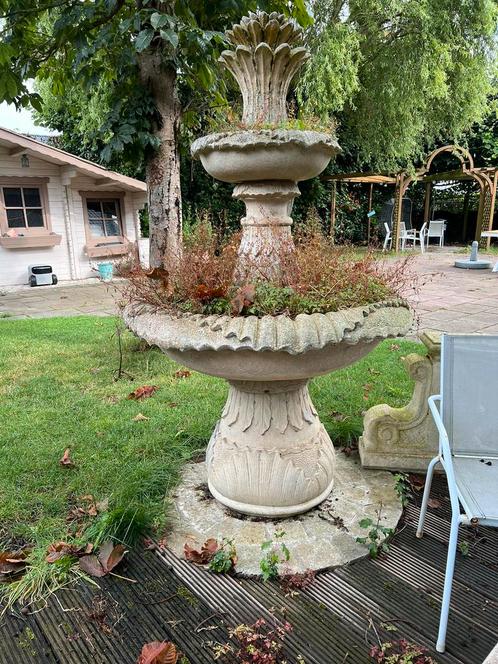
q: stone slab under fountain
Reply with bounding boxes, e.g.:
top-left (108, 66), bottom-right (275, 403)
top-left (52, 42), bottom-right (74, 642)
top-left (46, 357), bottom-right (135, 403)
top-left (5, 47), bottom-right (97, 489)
top-left (124, 11), bottom-right (412, 566)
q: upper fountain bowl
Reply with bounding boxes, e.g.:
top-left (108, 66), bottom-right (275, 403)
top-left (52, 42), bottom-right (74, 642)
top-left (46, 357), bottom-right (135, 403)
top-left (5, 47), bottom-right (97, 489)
top-left (191, 129), bottom-right (340, 183)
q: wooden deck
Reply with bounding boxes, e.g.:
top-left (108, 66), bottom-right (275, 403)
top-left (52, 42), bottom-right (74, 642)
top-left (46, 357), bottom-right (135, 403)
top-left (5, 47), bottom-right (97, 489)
top-left (1, 475), bottom-right (497, 663)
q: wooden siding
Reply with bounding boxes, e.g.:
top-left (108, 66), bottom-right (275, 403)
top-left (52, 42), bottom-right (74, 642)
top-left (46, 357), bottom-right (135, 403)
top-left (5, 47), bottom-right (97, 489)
top-left (0, 147), bottom-right (143, 286)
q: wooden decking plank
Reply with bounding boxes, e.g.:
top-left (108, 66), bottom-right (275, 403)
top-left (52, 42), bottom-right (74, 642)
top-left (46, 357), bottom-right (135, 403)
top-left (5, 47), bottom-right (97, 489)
top-left (395, 527), bottom-right (498, 601)
top-left (158, 548), bottom-right (322, 664)
top-left (305, 568), bottom-right (462, 664)
top-left (373, 542), bottom-right (498, 633)
top-left (336, 556), bottom-right (495, 663)
top-left (240, 575), bottom-right (367, 664)
top-left (4, 549), bottom-right (231, 664)
top-left (0, 610), bottom-right (59, 664)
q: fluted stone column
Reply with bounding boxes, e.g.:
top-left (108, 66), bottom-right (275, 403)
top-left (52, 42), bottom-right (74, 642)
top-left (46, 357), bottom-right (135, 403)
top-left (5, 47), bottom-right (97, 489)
top-left (207, 379), bottom-right (336, 516)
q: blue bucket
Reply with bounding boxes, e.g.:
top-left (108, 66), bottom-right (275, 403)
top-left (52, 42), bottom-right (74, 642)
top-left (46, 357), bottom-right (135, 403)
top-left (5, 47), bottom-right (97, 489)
top-left (98, 262), bottom-right (113, 282)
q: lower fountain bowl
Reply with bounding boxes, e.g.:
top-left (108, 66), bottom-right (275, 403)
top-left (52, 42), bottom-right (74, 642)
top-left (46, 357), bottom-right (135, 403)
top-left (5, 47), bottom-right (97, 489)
top-left (123, 301), bottom-right (412, 516)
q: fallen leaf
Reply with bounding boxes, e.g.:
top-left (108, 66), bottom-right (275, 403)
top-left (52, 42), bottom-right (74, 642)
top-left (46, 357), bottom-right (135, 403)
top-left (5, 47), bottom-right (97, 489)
top-left (173, 370), bottom-right (191, 380)
top-left (390, 343), bottom-right (401, 351)
top-left (137, 641), bottom-right (178, 664)
top-left (184, 538), bottom-right (219, 565)
top-left (362, 383), bottom-right (373, 401)
top-left (79, 541), bottom-right (127, 578)
top-left (127, 385), bottom-right (159, 400)
top-left (46, 541), bottom-right (89, 563)
top-left (194, 284), bottom-right (226, 302)
top-left (330, 411), bottom-right (348, 422)
top-left (99, 541), bottom-right (126, 573)
top-left (87, 503), bottom-right (98, 517)
top-left (408, 474), bottom-right (425, 491)
top-left (231, 283), bottom-right (256, 315)
top-left (0, 550), bottom-right (28, 581)
top-left (428, 498), bottom-right (442, 509)
top-left (59, 448), bottom-right (75, 468)
top-left (133, 413), bottom-right (150, 422)
top-left (167, 402), bottom-right (178, 408)
top-left (79, 554), bottom-right (108, 577)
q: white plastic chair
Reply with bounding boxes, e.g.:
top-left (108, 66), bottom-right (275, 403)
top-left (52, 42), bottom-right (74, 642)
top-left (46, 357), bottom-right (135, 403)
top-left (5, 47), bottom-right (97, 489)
top-left (426, 219), bottom-right (445, 248)
top-left (401, 222), bottom-right (426, 253)
top-left (417, 334), bottom-right (498, 653)
top-left (382, 222), bottom-right (392, 251)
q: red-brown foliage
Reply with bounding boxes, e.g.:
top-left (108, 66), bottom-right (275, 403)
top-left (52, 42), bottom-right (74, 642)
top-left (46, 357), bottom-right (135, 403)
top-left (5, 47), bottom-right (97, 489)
top-left (120, 223), bottom-right (416, 318)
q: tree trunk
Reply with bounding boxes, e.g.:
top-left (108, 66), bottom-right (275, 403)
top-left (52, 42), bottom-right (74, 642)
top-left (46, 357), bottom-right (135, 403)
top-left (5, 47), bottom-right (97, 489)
top-left (138, 50), bottom-right (182, 269)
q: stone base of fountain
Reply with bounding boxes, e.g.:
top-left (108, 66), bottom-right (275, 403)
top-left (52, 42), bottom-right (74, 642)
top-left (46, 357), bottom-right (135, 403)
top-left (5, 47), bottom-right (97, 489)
top-left (165, 453), bottom-right (401, 575)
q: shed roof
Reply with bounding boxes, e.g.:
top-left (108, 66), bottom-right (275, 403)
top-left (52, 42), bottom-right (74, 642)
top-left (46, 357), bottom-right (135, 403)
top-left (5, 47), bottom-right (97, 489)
top-left (0, 126), bottom-right (146, 193)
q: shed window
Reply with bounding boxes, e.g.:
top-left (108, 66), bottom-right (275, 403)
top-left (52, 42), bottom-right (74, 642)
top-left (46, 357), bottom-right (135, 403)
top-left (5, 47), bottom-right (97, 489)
top-left (2, 186), bottom-right (45, 229)
top-left (86, 199), bottom-right (122, 238)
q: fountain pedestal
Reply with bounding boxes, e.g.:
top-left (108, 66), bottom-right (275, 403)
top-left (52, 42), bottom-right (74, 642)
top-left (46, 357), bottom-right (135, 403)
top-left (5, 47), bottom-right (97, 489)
top-left (207, 379), bottom-right (335, 516)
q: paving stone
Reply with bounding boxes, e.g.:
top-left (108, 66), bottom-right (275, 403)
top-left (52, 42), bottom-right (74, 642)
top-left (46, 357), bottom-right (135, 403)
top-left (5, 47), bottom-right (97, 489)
top-left (166, 454), bottom-right (402, 576)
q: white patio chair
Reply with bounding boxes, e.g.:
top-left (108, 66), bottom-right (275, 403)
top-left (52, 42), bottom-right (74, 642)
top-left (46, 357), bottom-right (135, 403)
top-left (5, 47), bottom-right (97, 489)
top-left (417, 334), bottom-right (498, 653)
top-left (400, 222), bottom-right (426, 253)
top-left (382, 222), bottom-right (392, 251)
top-left (426, 219), bottom-right (445, 248)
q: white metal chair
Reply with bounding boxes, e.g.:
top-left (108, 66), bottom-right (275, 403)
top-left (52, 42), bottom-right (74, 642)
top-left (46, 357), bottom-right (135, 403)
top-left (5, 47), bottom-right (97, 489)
top-left (382, 222), bottom-right (392, 251)
top-left (417, 334), bottom-right (498, 653)
top-left (400, 221), bottom-right (426, 253)
top-left (426, 219), bottom-right (446, 248)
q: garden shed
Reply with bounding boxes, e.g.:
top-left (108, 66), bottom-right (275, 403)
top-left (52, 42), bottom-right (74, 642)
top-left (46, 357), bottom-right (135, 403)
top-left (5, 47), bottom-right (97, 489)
top-left (0, 127), bottom-right (147, 287)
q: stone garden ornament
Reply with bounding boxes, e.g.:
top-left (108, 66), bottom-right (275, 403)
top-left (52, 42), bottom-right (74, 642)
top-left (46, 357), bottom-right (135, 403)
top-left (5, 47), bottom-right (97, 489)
top-left (124, 12), bottom-right (412, 517)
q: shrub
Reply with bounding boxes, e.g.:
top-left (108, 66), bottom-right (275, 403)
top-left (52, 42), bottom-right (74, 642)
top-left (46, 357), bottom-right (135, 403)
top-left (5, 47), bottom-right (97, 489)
top-left (122, 221), bottom-right (414, 318)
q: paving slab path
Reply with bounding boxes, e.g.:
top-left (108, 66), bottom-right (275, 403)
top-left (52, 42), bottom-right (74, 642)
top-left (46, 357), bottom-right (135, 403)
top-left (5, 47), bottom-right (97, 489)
top-left (408, 249), bottom-right (498, 334)
top-left (0, 280), bottom-right (119, 319)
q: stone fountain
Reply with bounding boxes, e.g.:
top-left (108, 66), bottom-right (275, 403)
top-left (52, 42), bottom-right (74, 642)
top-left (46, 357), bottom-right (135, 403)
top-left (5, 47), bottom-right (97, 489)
top-left (124, 12), bottom-right (412, 526)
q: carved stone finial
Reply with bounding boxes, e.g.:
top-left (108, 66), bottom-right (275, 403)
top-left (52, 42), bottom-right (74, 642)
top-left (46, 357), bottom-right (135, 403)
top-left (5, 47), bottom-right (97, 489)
top-left (219, 11), bottom-right (309, 126)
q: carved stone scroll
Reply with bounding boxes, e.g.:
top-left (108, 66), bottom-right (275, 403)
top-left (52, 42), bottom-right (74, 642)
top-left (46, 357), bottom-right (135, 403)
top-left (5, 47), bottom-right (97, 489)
top-left (359, 330), bottom-right (441, 472)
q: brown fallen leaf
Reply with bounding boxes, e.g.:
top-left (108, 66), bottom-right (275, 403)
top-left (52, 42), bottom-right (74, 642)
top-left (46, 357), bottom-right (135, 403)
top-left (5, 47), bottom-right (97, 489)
top-left (184, 538), bottom-right (219, 565)
top-left (46, 541), bottom-right (93, 563)
top-left (79, 541), bottom-right (127, 578)
top-left (330, 411), bottom-right (348, 422)
top-left (59, 448), bottom-right (75, 468)
top-left (231, 283), bottom-right (256, 315)
top-left (0, 550), bottom-right (29, 581)
top-left (133, 413), bottom-right (150, 422)
top-left (408, 474), bottom-right (425, 491)
top-left (173, 370), bottom-right (191, 380)
top-left (428, 498), bottom-right (442, 509)
top-left (127, 385), bottom-right (159, 400)
top-left (137, 641), bottom-right (178, 664)
top-left (194, 284), bottom-right (226, 303)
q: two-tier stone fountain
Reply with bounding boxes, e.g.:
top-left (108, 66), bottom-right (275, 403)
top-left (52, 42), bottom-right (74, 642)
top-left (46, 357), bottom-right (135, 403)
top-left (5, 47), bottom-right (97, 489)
top-left (125, 11), bottom-right (412, 573)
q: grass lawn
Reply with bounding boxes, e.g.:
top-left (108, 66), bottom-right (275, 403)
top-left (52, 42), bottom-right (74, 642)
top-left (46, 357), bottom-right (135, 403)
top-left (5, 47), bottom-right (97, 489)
top-left (0, 315), bottom-right (421, 603)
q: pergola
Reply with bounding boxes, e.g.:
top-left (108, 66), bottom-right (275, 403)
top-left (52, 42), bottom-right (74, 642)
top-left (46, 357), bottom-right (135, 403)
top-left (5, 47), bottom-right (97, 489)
top-left (323, 145), bottom-right (498, 251)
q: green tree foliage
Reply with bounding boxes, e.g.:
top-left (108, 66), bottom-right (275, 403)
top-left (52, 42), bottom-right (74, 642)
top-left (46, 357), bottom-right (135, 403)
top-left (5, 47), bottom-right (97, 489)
top-left (0, 0), bottom-right (310, 266)
top-left (298, 0), bottom-right (498, 171)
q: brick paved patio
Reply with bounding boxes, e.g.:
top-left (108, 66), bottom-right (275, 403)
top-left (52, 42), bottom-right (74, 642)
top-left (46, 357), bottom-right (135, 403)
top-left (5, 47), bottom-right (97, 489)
top-left (1, 251), bottom-right (498, 334)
